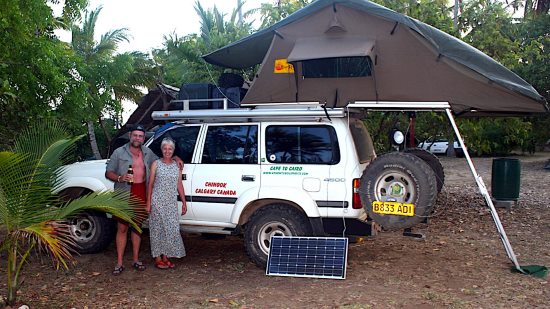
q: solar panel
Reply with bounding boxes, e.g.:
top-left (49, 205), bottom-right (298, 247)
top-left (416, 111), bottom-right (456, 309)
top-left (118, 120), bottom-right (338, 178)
top-left (266, 236), bottom-right (348, 279)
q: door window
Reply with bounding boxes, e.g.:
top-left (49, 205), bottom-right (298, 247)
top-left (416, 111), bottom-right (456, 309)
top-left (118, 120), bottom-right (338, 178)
top-left (265, 125), bottom-right (340, 164)
top-left (149, 126), bottom-right (201, 162)
top-left (202, 125), bottom-right (258, 164)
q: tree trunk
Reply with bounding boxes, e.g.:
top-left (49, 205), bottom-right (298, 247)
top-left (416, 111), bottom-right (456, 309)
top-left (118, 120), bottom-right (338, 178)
top-left (447, 135), bottom-right (456, 157)
top-left (535, 0), bottom-right (549, 15)
top-left (99, 116), bottom-right (113, 157)
top-left (87, 120), bottom-right (102, 160)
top-left (99, 116), bottom-right (112, 145)
top-left (524, 0), bottom-right (533, 18)
top-left (237, 0), bottom-right (243, 24)
top-left (7, 247), bottom-right (15, 305)
top-left (453, 0), bottom-right (459, 30)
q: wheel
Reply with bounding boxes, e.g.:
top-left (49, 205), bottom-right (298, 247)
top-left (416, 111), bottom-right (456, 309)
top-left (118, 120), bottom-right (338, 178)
top-left (404, 148), bottom-right (445, 192)
top-left (359, 152), bottom-right (437, 230)
top-left (68, 211), bottom-right (116, 254)
top-left (244, 204), bottom-right (312, 268)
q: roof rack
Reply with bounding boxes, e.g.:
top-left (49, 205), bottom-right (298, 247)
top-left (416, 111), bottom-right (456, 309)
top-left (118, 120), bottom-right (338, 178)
top-left (151, 99), bottom-right (345, 121)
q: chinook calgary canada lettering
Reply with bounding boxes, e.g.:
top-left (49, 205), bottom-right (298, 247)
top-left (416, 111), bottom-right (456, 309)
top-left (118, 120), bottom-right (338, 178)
top-left (195, 182), bottom-right (236, 196)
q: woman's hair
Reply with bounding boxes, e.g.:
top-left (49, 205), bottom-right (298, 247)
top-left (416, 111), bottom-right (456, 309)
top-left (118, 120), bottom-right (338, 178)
top-left (160, 137), bottom-right (176, 150)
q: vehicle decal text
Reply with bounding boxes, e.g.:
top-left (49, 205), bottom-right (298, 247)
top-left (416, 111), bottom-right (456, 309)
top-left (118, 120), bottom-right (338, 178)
top-left (195, 181), bottom-right (236, 196)
top-left (263, 166), bottom-right (309, 176)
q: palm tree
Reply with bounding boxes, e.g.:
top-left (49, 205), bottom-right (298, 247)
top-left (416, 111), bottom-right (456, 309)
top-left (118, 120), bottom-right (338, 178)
top-left (0, 121), bottom-right (141, 306)
top-left (249, 0), bottom-right (311, 29)
top-left (108, 51), bottom-right (160, 134)
top-left (71, 7), bottom-right (157, 159)
top-left (70, 7), bottom-right (130, 159)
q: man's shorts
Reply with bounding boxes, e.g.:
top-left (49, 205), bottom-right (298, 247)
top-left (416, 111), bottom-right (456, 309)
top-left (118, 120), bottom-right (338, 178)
top-left (115, 182), bottom-right (147, 233)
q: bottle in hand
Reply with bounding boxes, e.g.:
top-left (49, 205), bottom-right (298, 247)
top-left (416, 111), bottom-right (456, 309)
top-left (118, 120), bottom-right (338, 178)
top-left (127, 164), bottom-right (134, 185)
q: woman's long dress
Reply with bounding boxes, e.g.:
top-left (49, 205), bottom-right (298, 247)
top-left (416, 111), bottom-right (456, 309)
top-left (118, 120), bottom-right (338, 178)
top-left (149, 160), bottom-right (186, 258)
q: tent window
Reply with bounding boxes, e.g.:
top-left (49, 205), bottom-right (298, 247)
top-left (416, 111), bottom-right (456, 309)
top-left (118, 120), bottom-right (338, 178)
top-left (302, 56), bottom-right (372, 78)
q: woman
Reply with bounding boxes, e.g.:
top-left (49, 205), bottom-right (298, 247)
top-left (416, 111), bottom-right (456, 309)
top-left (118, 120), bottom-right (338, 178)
top-left (146, 137), bottom-right (187, 269)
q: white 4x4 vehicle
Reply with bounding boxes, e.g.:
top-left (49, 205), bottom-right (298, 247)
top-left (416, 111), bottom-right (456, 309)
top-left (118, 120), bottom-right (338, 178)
top-left (58, 103), bottom-right (440, 267)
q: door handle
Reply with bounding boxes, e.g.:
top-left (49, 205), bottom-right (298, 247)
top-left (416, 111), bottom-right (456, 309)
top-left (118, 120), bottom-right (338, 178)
top-left (242, 175), bottom-right (255, 182)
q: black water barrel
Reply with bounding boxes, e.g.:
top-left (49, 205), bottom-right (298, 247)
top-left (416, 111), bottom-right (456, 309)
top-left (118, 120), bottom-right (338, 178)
top-left (491, 158), bottom-right (521, 201)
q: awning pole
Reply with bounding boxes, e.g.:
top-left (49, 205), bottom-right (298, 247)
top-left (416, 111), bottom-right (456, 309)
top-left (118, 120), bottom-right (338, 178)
top-left (445, 108), bottom-right (522, 270)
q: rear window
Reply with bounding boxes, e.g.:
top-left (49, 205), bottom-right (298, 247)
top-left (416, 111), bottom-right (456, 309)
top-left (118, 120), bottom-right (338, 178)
top-left (265, 125), bottom-right (340, 164)
top-left (349, 118), bottom-right (375, 163)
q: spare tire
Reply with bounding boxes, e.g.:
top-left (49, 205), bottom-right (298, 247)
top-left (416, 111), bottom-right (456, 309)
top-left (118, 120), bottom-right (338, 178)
top-left (359, 152), bottom-right (437, 230)
top-left (404, 148), bottom-right (445, 192)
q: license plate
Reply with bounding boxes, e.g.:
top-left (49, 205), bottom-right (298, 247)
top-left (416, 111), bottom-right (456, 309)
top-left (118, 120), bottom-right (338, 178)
top-left (372, 201), bottom-right (415, 216)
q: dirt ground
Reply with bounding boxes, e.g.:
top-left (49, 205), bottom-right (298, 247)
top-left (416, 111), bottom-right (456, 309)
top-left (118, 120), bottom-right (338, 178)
top-left (1, 154), bottom-right (550, 308)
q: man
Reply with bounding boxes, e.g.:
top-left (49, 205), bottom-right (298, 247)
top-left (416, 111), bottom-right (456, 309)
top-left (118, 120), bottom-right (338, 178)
top-left (105, 124), bottom-right (158, 275)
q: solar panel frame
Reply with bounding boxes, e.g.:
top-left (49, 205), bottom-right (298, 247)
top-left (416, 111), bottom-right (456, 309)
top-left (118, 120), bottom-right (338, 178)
top-left (266, 236), bottom-right (348, 279)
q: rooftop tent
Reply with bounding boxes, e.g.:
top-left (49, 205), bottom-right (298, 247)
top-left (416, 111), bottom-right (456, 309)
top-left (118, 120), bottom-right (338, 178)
top-left (203, 0), bottom-right (548, 116)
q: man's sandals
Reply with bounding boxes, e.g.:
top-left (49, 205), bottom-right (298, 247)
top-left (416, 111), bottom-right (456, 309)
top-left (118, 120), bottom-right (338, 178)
top-left (133, 261), bottom-right (146, 271)
top-left (112, 265), bottom-right (124, 276)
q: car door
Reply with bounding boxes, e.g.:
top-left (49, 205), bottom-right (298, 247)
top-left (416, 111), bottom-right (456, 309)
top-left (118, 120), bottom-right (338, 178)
top-left (191, 123), bottom-right (260, 223)
top-left (261, 123), bottom-right (340, 217)
top-left (147, 124), bottom-right (202, 220)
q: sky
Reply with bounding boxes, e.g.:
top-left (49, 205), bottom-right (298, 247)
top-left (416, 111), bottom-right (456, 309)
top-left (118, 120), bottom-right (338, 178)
top-left (54, 0), bottom-right (264, 121)
top-left (84, 0), bottom-right (263, 53)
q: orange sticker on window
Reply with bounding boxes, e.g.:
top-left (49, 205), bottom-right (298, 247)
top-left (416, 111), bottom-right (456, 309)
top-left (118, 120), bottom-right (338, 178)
top-left (274, 59), bottom-right (295, 73)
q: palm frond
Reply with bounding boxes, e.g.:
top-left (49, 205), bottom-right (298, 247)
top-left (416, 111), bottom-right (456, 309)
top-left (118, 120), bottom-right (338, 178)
top-left (40, 135), bottom-right (84, 168)
top-left (195, 1), bottom-right (213, 43)
top-left (82, 7), bottom-right (101, 41)
top-left (4, 123), bottom-right (87, 230)
top-left (0, 182), bottom-right (7, 229)
top-left (93, 29), bottom-right (130, 58)
top-left (214, 7), bottom-right (225, 34)
top-left (13, 121), bottom-right (69, 157)
top-left (55, 190), bottom-right (143, 232)
top-left (0, 152), bottom-right (38, 228)
top-left (15, 221), bottom-right (76, 270)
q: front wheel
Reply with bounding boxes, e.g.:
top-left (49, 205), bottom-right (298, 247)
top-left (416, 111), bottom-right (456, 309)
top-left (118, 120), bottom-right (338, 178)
top-left (68, 211), bottom-right (116, 254)
top-left (244, 204), bottom-right (312, 268)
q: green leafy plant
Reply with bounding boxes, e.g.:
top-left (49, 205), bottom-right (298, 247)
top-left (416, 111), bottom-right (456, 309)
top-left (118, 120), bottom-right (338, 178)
top-left (0, 121), bottom-right (140, 306)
